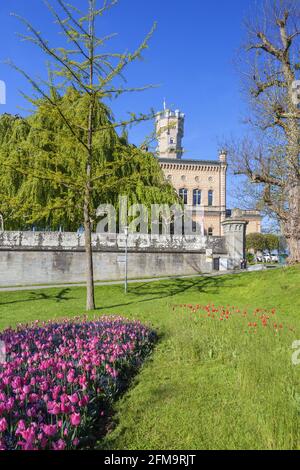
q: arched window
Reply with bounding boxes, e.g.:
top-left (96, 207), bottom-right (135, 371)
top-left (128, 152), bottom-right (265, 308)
top-left (170, 138), bottom-right (174, 144)
top-left (208, 227), bottom-right (213, 237)
top-left (208, 190), bottom-right (213, 206)
top-left (193, 189), bottom-right (201, 206)
top-left (179, 188), bottom-right (188, 205)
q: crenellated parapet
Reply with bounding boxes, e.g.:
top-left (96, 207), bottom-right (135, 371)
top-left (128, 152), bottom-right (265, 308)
top-left (0, 231), bottom-right (226, 253)
top-left (159, 160), bottom-right (222, 172)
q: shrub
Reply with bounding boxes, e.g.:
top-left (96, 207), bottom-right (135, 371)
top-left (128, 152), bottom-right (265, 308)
top-left (247, 252), bottom-right (255, 264)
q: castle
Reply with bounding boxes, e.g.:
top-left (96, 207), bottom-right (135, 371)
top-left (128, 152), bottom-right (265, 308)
top-left (155, 106), bottom-right (262, 236)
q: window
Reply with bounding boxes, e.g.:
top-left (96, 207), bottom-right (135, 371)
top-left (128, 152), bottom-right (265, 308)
top-left (193, 189), bottom-right (202, 206)
top-left (170, 138), bottom-right (174, 144)
top-left (208, 227), bottom-right (213, 237)
top-left (179, 188), bottom-right (188, 205)
top-left (208, 190), bottom-right (213, 206)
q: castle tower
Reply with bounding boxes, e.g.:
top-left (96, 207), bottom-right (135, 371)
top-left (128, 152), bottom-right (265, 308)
top-left (156, 106), bottom-right (185, 159)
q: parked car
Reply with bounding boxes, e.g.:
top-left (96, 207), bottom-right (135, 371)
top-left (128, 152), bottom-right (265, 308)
top-left (271, 254), bottom-right (279, 263)
top-left (263, 254), bottom-right (271, 263)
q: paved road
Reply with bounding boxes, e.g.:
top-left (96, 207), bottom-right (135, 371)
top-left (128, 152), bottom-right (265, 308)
top-left (0, 270), bottom-right (249, 293)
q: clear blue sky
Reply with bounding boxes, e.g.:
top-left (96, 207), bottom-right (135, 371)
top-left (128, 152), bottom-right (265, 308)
top-left (0, 0), bottom-right (255, 205)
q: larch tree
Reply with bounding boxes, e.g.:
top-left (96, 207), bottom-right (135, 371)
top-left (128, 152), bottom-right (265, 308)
top-left (2, 0), bottom-right (158, 310)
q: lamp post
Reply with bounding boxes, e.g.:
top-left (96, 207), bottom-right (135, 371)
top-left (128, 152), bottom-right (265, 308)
top-left (0, 214), bottom-right (3, 232)
top-left (124, 226), bottom-right (129, 294)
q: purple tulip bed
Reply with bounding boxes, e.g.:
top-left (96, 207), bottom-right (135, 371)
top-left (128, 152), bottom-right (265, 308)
top-left (0, 316), bottom-right (156, 450)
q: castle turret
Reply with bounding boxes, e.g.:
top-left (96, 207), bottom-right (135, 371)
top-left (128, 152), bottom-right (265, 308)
top-left (156, 106), bottom-right (185, 159)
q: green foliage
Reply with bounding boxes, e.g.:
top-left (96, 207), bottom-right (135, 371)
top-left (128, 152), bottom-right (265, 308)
top-left (264, 233), bottom-right (280, 252)
top-left (246, 252), bottom-right (255, 264)
top-left (0, 90), bottom-right (177, 230)
top-left (246, 233), bottom-right (266, 253)
top-left (246, 232), bottom-right (280, 253)
top-left (104, 143), bottom-right (178, 211)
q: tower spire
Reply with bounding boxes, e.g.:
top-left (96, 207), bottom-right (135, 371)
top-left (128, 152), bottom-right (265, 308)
top-left (163, 98), bottom-right (166, 111)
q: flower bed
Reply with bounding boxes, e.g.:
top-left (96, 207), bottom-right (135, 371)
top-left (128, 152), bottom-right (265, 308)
top-left (0, 316), bottom-right (156, 450)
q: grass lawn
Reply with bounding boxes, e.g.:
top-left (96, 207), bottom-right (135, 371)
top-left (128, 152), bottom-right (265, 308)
top-left (0, 266), bottom-right (300, 450)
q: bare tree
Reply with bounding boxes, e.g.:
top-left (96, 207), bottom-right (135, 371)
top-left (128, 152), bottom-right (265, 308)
top-left (228, 0), bottom-right (300, 263)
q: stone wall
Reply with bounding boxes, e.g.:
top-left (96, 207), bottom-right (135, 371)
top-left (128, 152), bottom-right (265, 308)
top-left (0, 231), bottom-right (229, 286)
top-left (0, 250), bottom-right (217, 286)
top-left (0, 223), bottom-right (245, 286)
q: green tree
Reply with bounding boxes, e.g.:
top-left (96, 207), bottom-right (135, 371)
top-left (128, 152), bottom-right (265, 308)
top-left (0, 96), bottom-right (177, 231)
top-left (264, 234), bottom-right (280, 253)
top-left (0, 89), bottom-right (116, 231)
top-left (104, 143), bottom-right (178, 214)
top-left (2, 0), bottom-right (158, 310)
top-left (0, 114), bottom-right (31, 230)
top-left (246, 233), bottom-right (280, 254)
top-left (246, 233), bottom-right (266, 253)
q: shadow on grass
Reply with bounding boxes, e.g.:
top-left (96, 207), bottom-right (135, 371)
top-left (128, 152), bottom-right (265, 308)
top-left (95, 274), bottom-right (243, 312)
top-left (0, 288), bottom-right (74, 306)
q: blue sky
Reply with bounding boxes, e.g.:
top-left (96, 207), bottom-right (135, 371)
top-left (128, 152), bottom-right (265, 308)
top-left (0, 0), bottom-right (255, 205)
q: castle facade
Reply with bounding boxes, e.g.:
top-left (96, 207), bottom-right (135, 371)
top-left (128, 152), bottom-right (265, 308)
top-left (155, 107), bottom-right (261, 236)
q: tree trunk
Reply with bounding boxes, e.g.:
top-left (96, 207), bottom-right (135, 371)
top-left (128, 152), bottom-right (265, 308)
top-left (84, 189), bottom-right (95, 310)
top-left (83, 0), bottom-right (96, 311)
top-left (285, 182), bottom-right (300, 264)
top-left (286, 236), bottom-right (300, 264)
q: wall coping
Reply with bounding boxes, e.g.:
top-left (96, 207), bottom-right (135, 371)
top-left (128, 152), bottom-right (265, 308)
top-left (221, 218), bottom-right (249, 226)
top-left (0, 231), bottom-right (227, 254)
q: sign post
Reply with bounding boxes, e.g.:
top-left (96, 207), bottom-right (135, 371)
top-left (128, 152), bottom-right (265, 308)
top-left (124, 226), bottom-right (129, 294)
top-left (0, 80), bottom-right (6, 105)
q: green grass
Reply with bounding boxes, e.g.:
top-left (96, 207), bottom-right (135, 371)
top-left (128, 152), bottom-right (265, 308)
top-left (1, 266), bottom-right (300, 450)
